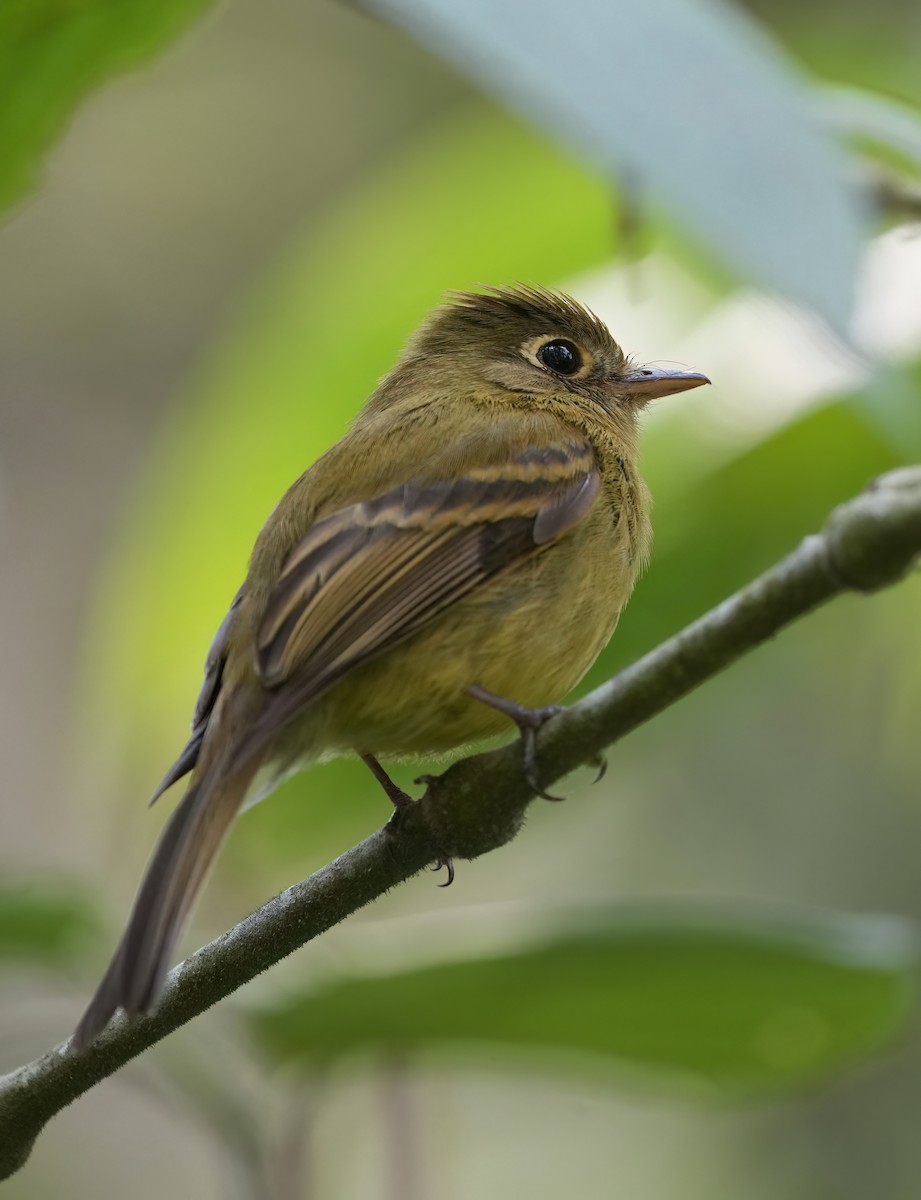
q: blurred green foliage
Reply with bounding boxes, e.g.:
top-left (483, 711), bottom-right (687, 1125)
top-left (0, 0), bottom-right (214, 211)
top-left (0, 882), bottom-right (101, 968)
top-left (746, 0), bottom-right (921, 105)
top-left (251, 907), bottom-right (916, 1097)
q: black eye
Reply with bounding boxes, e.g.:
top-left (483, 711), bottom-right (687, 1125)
top-left (536, 339), bottom-right (581, 376)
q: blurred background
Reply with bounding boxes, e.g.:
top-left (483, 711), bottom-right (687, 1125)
top-left (2, 0), bottom-right (921, 1196)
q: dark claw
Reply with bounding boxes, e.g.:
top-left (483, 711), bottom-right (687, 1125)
top-left (519, 724), bottom-right (566, 802)
top-left (373, 765), bottom-right (456, 887)
top-left (590, 753), bottom-right (608, 785)
top-left (432, 856), bottom-right (455, 887)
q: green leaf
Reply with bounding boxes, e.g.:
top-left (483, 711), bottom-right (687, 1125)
top-left (0, 0), bottom-right (214, 213)
top-left (247, 906), bottom-right (915, 1096)
top-left (0, 881), bottom-right (102, 968)
top-left (366, 0), bottom-right (867, 332)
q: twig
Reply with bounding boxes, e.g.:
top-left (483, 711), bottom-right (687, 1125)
top-left (2, 465), bottom-right (920, 1180)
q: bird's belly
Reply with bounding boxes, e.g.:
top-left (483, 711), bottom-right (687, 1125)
top-left (292, 524), bottom-right (637, 761)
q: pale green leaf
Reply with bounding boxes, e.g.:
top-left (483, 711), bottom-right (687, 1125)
top-left (249, 906), bottom-right (916, 1096)
top-left (366, 0), bottom-right (867, 332)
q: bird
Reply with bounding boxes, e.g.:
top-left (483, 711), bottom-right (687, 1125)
top-left (71, 284), bottom-right (708, 1049)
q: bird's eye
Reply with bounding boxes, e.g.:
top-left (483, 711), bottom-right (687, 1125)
top-left (536, 339), bottom-right (581, 376)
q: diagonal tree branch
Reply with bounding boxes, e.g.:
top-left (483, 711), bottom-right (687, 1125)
top-left (2, 465), bottom-right (920, 1180)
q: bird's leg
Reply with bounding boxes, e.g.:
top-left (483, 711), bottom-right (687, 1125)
top-left (360, 752), bottom-right (413, 809)
top-left (466, 684), bottom-right (565, 801)
top-left (360, 753), bottom-right (454, 886)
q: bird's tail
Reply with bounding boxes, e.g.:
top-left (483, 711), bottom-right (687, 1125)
top-left (71, 761), bottom-right (257, 1051)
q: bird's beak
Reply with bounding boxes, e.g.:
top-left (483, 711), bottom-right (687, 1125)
top-left (612, 367), bottom-right (711, 403)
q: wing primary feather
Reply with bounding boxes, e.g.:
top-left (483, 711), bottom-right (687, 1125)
top-left (149, 587), bottom-right (244, 806)
top-left (149, 737), bottom-right (204, 807)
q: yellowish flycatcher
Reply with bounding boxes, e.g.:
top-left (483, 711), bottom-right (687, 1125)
top-left (73, 285), bottom-right (708, 1047)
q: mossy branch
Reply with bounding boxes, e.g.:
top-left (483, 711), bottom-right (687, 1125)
top-left (2, 465), bottom-right (920, 1180)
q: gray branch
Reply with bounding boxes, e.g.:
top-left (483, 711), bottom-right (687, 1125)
top-left (2, 465), bottom-right (920, 1181)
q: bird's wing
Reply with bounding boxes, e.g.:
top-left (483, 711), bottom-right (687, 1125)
top-left (149, 585), bottom-right (245, 804)
top-left (239, 438), bottom-right (600, 762)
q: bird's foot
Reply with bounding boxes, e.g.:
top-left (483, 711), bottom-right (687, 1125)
top-left (466, 684), bottom-right (565, 801)
top-left (412, 774), bottom-right (455, 885)
top-left (364, 754), bottom-right (455, 886)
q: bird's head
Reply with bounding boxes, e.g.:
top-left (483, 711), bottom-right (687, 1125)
top-left (398, 284), bottom-right (709, 415)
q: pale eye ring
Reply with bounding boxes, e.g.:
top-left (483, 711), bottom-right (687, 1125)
top-left (536, 339), bottom-right (581, 376)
